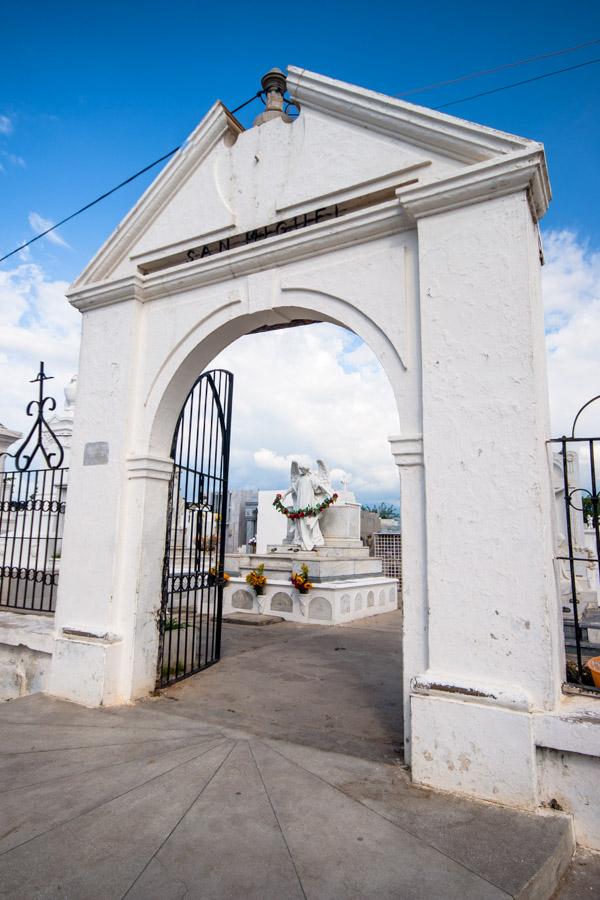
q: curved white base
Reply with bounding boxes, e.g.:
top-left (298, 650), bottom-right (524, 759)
top-left (223, 575), bottom-right (398, 625)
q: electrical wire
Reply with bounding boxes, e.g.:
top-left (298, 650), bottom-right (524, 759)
top-left (0, 147), bottom-right (181, 263)
top-left (0, 91), bottom-right (263, 264)
top-left (433, 56), bottom-right (600, 109)
top-left (396, 37), bottom-right (600, 97)
top-left (230, 91), bottom-right (263, 115)
top-left (1, 47), bottom-right (598, 264)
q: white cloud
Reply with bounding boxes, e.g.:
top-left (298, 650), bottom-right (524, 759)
top-left (1, 150), bottom-right (25, 168)
top-left (254, 449), bottom-right (312, 472)
top-left (211, 323), bottom-right (401, 502)
top-left (330, 467), bottom-right (351, 484)
top-left (542, 230), bottom-right (600, 438)
top-left (0, 263), bottom-right (80, 441)
top-left (0, 115), bottom-right (13, 135)
top-left (28, 212), bottom-right (71, 249)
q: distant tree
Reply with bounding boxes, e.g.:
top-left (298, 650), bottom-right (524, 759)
top-left (361, 502), bottom-right (399, 519)
top-left (582, 496), bottom-right (597, 523)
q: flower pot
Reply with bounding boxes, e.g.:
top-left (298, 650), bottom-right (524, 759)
top-left (587, 656), bottom-right (600, 688)
top-left (254, 586), bottom-right (265, 596)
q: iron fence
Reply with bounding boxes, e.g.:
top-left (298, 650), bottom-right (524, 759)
top-left (550, 395), bottom-right (600, 694)
top-left (0, 363), bottom-right (67, 614)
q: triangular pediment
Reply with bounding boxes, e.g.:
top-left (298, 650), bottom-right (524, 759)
top-left (72, 67), bottom-right (547, 289)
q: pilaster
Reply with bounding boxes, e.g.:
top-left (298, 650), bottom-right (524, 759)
top-left (389, 434), bottom-right (426, 764)
top-left (120, 453), bottom-right (174, 699)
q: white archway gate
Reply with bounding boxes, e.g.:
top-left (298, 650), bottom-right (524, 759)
top-left (48, 67), bottom-right (563, 817)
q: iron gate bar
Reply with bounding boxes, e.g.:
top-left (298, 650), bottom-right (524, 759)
top-left (570, 395), bottom-right (600, 439)
top-left (158, 369), bottom-right (233, 687)
top-left (560, 438), bottom-right (583, 675)
top-left (589, 437), bottom-right (600, 569)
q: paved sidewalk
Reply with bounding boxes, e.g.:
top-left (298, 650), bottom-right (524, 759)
top-left (0, 615), bottom-right (576, 898)
top-left (0, 695), bottom-right (572, 899)
top-left (165, 611), bottom-right (405, 762)
top-left (553, 848), bottom-right (600, 897)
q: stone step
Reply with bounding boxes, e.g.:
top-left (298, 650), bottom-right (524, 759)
top-left (225, 553), bottom-right (383, 581)
top-left (222, 612), bottom-right (284, 626)
top-left (267, 543), bottom-right (369, 557)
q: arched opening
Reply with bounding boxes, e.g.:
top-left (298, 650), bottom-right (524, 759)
top-left (153, 307), bottom-right (406, 763)
top-left (145, 298), bottom-right (410, 463)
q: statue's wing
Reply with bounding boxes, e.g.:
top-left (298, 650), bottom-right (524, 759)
top-left (290, 460), bottom-right (299, 489)
top-left (316, 459), bottom-right (331, 493)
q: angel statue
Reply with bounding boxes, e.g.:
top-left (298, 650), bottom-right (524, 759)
top-left (281, 460), bottom-right (333, 551)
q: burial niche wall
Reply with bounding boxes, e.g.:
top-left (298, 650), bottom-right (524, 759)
top-left (271, 592), bottom-right (293, 613)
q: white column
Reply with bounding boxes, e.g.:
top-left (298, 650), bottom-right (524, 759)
top-left (400, 184), bottom-right (563, 807)
top-left (49, 295), bottom-right (148, 705)
top-left (389, 434), bottom-right (426, 765)
top-left (120, 454), bottom-right (174, 699)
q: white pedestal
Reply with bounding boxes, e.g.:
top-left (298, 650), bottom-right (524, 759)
top-left (223, 575), bottom-right (398, 625)
top-left (225, 497), bottom-right (397, 624)
top-left (319, 501), bottom-right (362, 548)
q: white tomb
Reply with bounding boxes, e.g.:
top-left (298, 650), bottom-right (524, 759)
top-left (224, 471), bottom-right (398, 623)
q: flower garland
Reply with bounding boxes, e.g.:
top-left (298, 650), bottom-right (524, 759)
top-left (273, 492), bottom-right (338, 520)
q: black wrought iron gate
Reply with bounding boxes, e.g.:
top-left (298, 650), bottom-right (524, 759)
top-left (158, 369), bottom-right (233, 687)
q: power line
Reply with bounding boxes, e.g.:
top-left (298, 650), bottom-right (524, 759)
top-left (230, 91), bottom-right (263, 114)
top-left (433, 56), bottom-right (600, 109)
top-left (0, 147), bottom-right (181, 264)
top-left (1, 50), bottom-right (599, 265)
top-left (396, 37), bottom-right (600, 97)
top-left (0, 91), bottom-right (263, 265)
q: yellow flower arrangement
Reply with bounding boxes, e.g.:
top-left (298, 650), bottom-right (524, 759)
top-left (246, 563), bottom-right (267, 595)
top-left (208, 567), bottom-right (230, 586)
top-left (290, 563), bottom-right (313, 595)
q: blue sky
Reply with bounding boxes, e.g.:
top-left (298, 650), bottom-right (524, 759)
top-left (1, 0), bottom-right (599, 279)
top-left (1, 1), bottom-right (599, 501)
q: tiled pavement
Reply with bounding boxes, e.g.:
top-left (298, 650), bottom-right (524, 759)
top-left (0, 614), bottom-right (576, 899)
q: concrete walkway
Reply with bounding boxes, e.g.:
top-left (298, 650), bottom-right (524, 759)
top-left (166, 611), bottom-right (405, 762)
top-left (0, 614), bottom-right (575, 899)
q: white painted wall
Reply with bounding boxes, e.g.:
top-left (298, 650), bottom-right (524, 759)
top-left (255, 490), bottom-right (287, 553)
top-left (0, 612), bottom-right (54, 700)
top-left (536, 700), bottom-right (600, 850)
